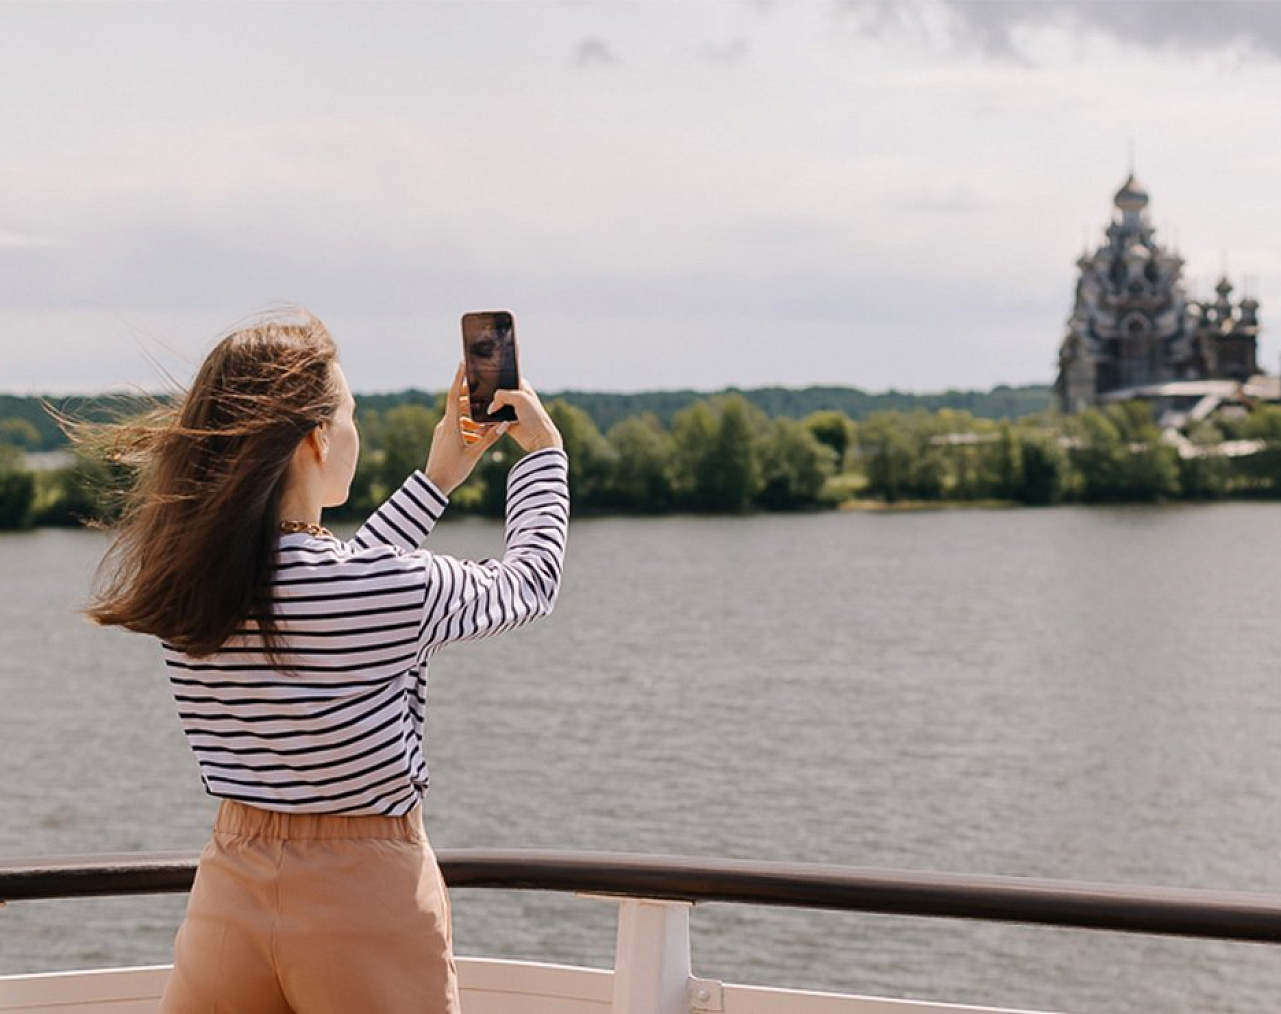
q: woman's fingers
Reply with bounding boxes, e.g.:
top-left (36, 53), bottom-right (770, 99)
top-left (478, 421), bottom-right (508, 452)
top-left (462, 419), bottom-right (506, 448)
top-left (424, 367), bottom-right (511, 494)
top-left (488, 387), bottom-right (527, 415)
top-left (461, 415), bottom-right (496, 446)
top-left (486, 383), bottom-right (562, 453)
top-left (453, 365), bottom-right (491, 443)
top-left (445, 364), bottom-right (466, 426)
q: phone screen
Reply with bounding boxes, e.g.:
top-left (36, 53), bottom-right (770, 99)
top-left (461, 310), bottom-right (519, 423)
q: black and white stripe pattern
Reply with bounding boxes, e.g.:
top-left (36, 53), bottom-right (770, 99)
top-left (162, 448), bottom-right (569, 816)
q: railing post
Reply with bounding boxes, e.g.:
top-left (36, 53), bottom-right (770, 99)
top-left (611, 898), bottom-right (692, 1014)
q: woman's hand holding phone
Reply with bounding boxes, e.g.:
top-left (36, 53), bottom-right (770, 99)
top-left (488, 381), bottom-right (563, 453)
top-left (424, 365), bottom-right (508, 495)
top-left (424, 368), bottom-right (563, 495)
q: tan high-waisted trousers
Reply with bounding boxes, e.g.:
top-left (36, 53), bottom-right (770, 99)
top-left (161, 799), bottom-right (460, 1014)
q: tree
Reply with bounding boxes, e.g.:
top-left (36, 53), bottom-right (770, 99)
top-left (1232, 444), bottom-right (1281, 495)
top-left (859, 413), bottom-right (915, 502)
top-left (668, 396), bottom-right (766, 512)
top-left (37, 451), bottom-right (131, 526)
top-left (1106, 400), bottom-right (1157, 444)
top-left (0, 418), bottom-right (41, 451)
top-left (1012, 431), bottom-right (1066, 505)
top-left (1070, 409), bottom-right (1128, 502)
top-left (547, 400), bottom-right (617, 510)
top-left (379, 404), bottom-right (441, 494)
top-left (758, 418), bottom-right (837, 509)
top-left (1068, 404), bottom-right (1176, 502)
top-left (987, 422), bottom-right (1021, 500)
top-left (605, 414), bottom-right (676, 512)
top-left (1243, 405), bottom-right (1281, 442)
top-left (1126, 441), bottom-right (1180, 500)
top-left (906, 444), bottom-right (947, 500)
top-left (1178, 450), bottom-right (1230, 499)
top-left (1109, 403), bottom-right (1178, 501)
top-left (803, 411), bottom-right (855, 470)
top-left (0, 445), bottom-right (35, 529)
top-left (356, 406), bottom-right (387, 453)
top-left (702, 396), bottom-right (765, 511)
top-left (670, 401), bottom-right (718, 509)
top-left (859, 411), bottom-right (952, 501)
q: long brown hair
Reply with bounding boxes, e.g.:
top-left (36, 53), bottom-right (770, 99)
top-left (80, 311), bottom-right (342, 660)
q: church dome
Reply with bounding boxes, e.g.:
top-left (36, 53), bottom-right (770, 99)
top-left (1114, 173), bottom-right (1149, 212)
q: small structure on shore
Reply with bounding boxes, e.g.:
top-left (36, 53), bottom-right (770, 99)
top-left (1054, 173), bottom-right (1269, 422)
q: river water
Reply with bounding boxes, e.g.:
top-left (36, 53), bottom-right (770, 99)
top-left (3, 505), bottom-right (1281, 1012)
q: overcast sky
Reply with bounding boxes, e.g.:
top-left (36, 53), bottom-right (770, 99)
top-left (4, 0), bottom-right (1281, 395)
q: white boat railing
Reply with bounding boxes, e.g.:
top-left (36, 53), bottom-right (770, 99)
top-left (4, 849), bottom-right (1281, 1014)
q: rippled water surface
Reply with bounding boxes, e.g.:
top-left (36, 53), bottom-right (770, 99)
top-left (4, 505), bottom-right (1281, 1012)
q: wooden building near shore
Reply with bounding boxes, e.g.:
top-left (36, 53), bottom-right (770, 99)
top-left (1055, 173), bottom-right (1265, 420)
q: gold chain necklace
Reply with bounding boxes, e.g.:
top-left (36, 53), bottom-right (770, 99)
top-left (278, 520), bottom-right (334, 539)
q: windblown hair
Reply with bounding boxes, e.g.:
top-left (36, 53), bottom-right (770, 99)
top-left (80, 312), bottom-right (342, 661)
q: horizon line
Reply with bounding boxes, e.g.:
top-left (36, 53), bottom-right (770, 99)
top-left (0, 379), bottom-right (1056, 401)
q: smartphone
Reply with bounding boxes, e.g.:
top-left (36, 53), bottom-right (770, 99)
top-left (461, 310), bottom-right (520, 423)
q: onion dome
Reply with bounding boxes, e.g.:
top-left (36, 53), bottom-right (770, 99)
top-left (1114, 173), bottom-right (1149, 212)
top-left (1240, 295), bottom-right (1260, 325)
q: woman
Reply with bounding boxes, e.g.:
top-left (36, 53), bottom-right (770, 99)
top-left (83, 311), bottom-right (568, 1013)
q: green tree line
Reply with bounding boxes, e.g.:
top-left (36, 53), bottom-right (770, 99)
top-left (0, 392), bottom-right (840, 528)
top-left (0, 384), bottom-right (1053, 452)
top-left (855, 402), bottom-right (1281, 505)
top-left (5, 394), bottom-right (1281, 530)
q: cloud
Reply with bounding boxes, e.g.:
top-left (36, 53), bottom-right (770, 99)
top-left (837, 0), bottom-right (1281, 60)
top-left (700, 39), bottom-right (749, 66)
top-left (574, 37), bottom-right (618, 68)
top-left (955, 1), bottom-right (1281, 58)
top-left (887, 184), bottom-right (989, 216)
top-left (0, 230), bottom-right (66, 250)
top-left (835, 1), bottom-right (948, 47)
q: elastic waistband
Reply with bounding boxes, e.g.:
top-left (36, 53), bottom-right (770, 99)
top-left (214, 798), bottom-right (427, 843)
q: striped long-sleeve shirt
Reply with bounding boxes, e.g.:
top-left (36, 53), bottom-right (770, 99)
top-left (161, 448), bottom-right (569, 817)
